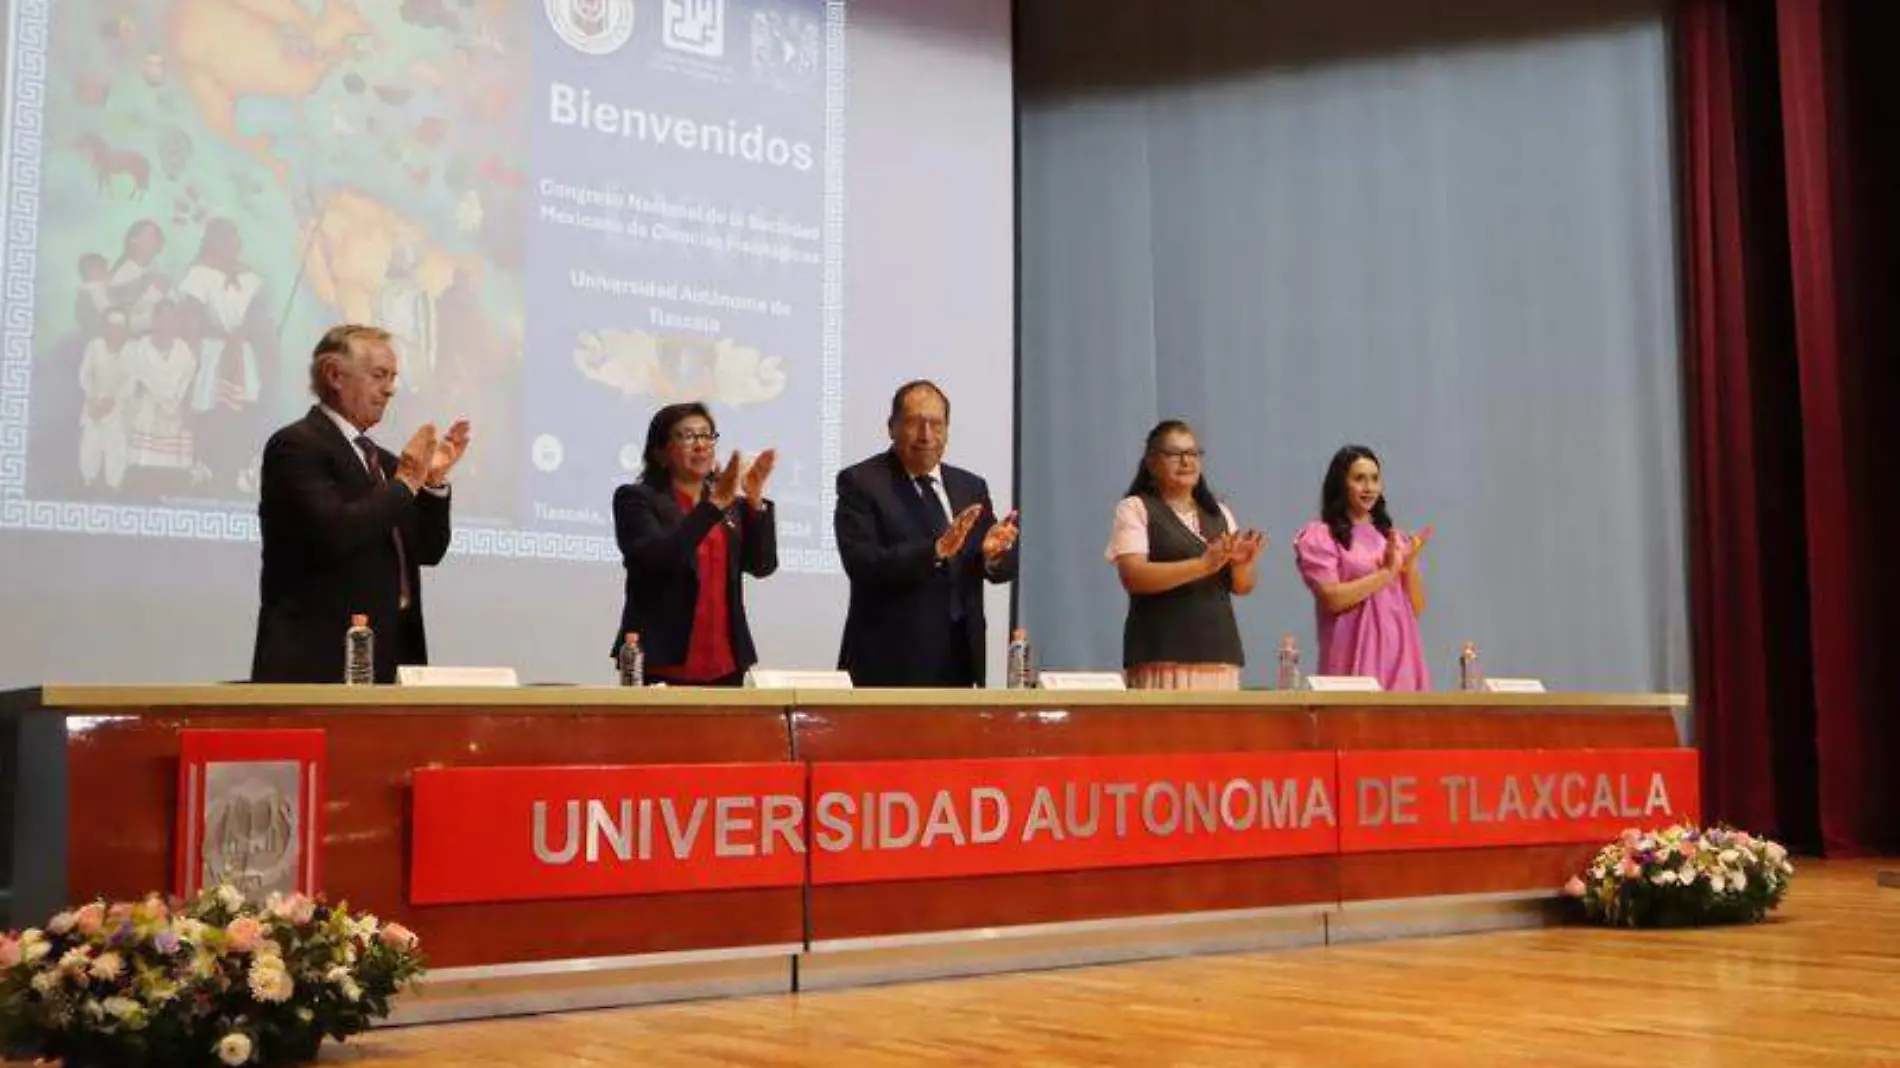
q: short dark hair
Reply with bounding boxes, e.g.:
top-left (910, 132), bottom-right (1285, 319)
top-left (887, 380), bottom-right (951, 428)
top-left (640, 402), bottom-right (715, 488)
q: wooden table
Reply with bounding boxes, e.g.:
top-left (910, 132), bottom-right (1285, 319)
top-left (2, 686), bottom-right (1691, 1022)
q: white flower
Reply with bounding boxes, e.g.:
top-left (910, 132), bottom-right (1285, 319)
top-left (102, 996), bottom-right (143, 1023)
top-left (89, 951), bottom-right (125, 982)
top-left (340, 975), bottom-right (362, 1002)
top-left (1652, 870), bottom-right (1679, 885)
top-left (59, 947), bottom-right (92, 973)
top-left (31, 970), bottom-right (62, 995)
top-left (1719, 849), bottom-right (1741, 865)
top-left (1730, 870), bottom-right (1748, 892)
top-left (216, 885), bottom-right (245, 913)
top-left (248, 959), bottom-right (295, 1003)
top-left (216, 1032), bottom-right (254, 1066)
top-left (1677, 865), bottom-right (1698, 884)
top-left (22, 938), bottom-right (51, 964)
top-left (1708, 872), bottom-right (1728, 893)
top-left (47, 911), bottom-right (78, 935)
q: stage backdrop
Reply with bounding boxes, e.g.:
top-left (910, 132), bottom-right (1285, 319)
top-left (1015, 0), bottom-right (1690, 694)
top-left (0, 0), bottom-right (1014, 686)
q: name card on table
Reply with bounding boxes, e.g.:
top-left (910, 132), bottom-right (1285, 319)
top-left (747, 669), bottom-right (854, 689)
top-left (1481, 677), bottom-right (1547, 694)
top-left (1037, 671), bottom-right (1127, 691)
top-left (1304, 675), bottom-right (1383, 692)
top-left (397, 666), bottom-right (519, 687)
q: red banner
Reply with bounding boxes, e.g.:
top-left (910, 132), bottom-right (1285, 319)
top-left (1337, 749), bottom-right (1700, 853)
top-left (808, 753), bottom-right (1340, 885)
top-left (403, 749), bottom-right (1702, 903)
top-left (409, 764), bottom-right (807, 905)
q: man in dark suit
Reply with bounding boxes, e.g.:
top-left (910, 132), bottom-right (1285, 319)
top-left (251, 324), bottom-right (471, 683)
top-left (835, 381), bottom-right (1020, 686)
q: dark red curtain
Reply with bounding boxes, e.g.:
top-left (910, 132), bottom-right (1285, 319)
top-left (1680, 0), bottom-right (1900, 856)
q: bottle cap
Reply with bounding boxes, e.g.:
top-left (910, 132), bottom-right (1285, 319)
top-left (351, 614), bottom-right (368, 627)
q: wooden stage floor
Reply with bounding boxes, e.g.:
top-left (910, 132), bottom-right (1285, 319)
top-left (325, 859), bottom-right (1900, 1066)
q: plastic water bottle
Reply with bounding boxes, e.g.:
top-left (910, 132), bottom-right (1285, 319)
top-left (1276, 634), bottom-right (1303, 691)
top-left (618, 631), bottom-right (645, 688)
top-left (1458, 641), bottom-right (1483, 692)
top-left (1007, 628), bottom-right (1033, 690)
top-left (343, 614), bottom-right (374, 686)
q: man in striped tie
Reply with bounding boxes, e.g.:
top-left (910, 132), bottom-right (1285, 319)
top-left (251, 324), bottom-right (471, 683)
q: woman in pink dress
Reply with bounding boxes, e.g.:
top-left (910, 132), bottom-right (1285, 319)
top-left (1293, 445), bottom-right (1435, 691)
top-left (1106, 420), bottom-right (1267, 690)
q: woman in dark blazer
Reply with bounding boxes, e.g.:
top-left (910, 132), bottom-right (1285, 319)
top-left (612, 402), bottom-right (778, 685)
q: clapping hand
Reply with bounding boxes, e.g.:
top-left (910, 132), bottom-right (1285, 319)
top-left (1382, 531), bottom-right (1406, 575)
top-left (981, 509), bottom-right (1020, 563)
top-left (741, 448), bottom-right (778, 509)
top-left (1404, 523), bottom-right (1435, 571)
top-left (709, 451), bottom-right (744, 510)
top-left (427, 418), bottom-right (472, 487)
top-left (396, 424), bottom-right (437, 493)
top-left (1202, 531), bottom-right (1238, 574)
top-left (936, 503), bottom-right (984, 561)
top-left (1229, 529), bottom-right (1268, 567)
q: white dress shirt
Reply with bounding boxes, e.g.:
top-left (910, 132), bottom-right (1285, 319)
top-left (320, 405), bottom-right (449, 495)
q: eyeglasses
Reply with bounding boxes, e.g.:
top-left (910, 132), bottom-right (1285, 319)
top-left (674, 430), bottom-right (720, 445)
top-left (1156, 448), bottom-right (1205, 462)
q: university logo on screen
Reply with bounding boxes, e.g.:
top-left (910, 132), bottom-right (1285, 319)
top-left (547, 0), bottom-right (637, 55)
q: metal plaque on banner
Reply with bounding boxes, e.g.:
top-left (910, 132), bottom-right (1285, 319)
top-left (174, 730), bottom-right (326, 903)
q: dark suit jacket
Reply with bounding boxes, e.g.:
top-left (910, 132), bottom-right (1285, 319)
top-left (251, 407), bottom-right (452, 683)
top-left (834, 450), bottom-right (1019, 687)
top-left (612, 482), bottom-right (778, 671)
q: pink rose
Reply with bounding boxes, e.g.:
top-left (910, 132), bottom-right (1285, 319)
top-left (1563, 876), bottom-right (1587, 898)
top-left (378, 923), bottom-right (418, 951)
top-left (74, 903), bottom-right (106, 937)
top-left (0, 936), bottom-right (20, 969)
top-left (1677, 839), bottom-right (1700, 857)
top-left (1618, 858), bottom-right (1642, 879)
top-left (269, 893), bottom-right (317, 925)
top-left (225, 917), bottom-right (263, 954)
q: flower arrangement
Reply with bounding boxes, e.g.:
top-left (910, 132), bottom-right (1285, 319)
top-left (0, 885), bottom-right (425, 1067)
top-left (1564, 824), bottom-right (1795, 928)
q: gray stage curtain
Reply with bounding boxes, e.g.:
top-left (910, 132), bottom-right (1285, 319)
top-left (1016, 0), bottom-right (1688, 693)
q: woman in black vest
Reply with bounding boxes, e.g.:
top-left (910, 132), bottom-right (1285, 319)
top-left (1105, 420), bottom-right (1267, 689)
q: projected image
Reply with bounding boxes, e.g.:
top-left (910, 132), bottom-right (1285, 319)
top-left (2, 0), bottom-right (843, 570)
